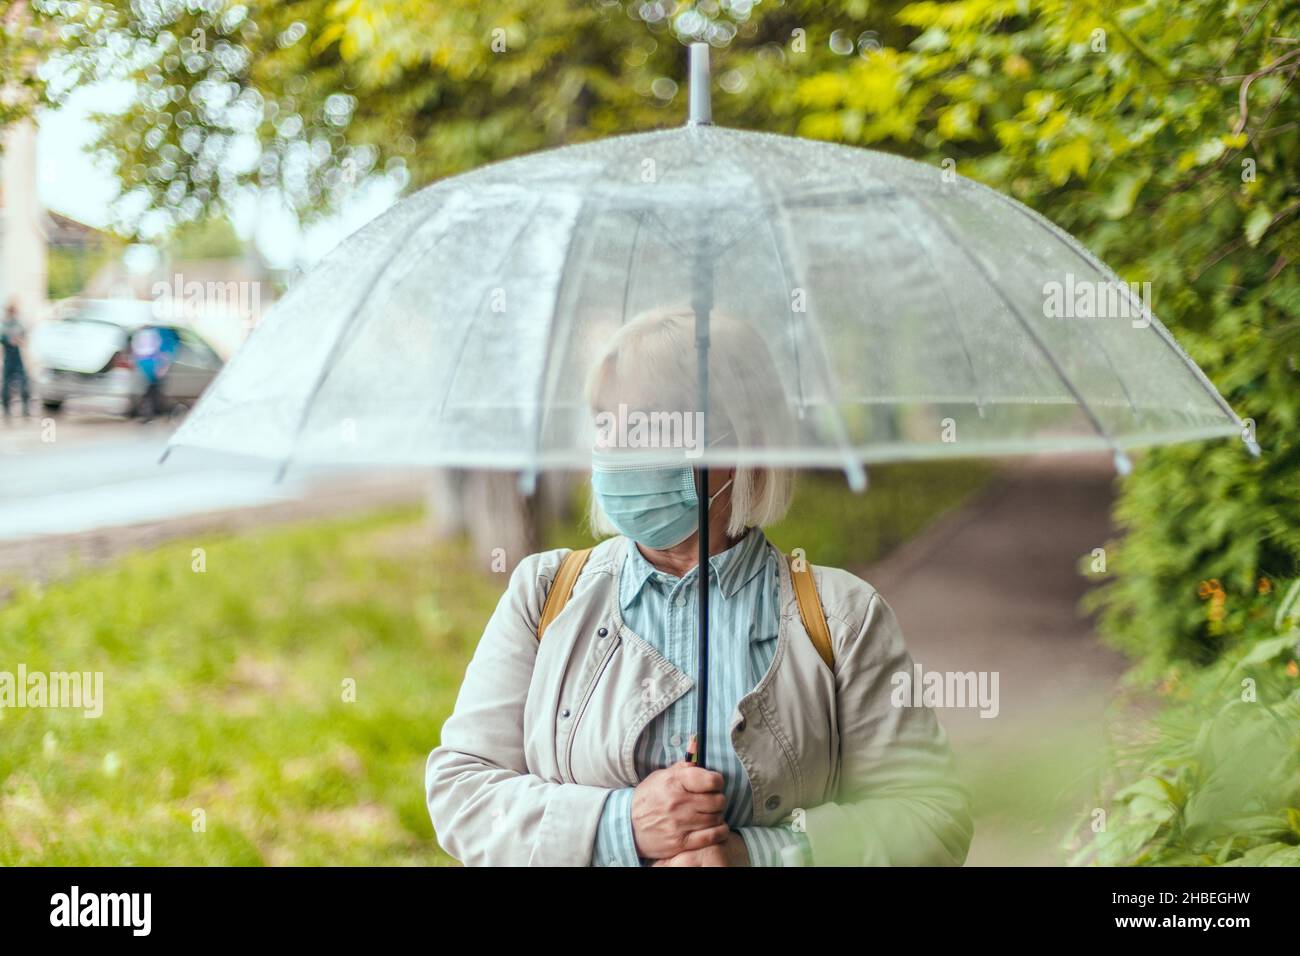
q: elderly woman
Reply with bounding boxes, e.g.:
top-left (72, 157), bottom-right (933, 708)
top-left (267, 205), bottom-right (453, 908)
top-left (426, 307), bottom-right (973, 866)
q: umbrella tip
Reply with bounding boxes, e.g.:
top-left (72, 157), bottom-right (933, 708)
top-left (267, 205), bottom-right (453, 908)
top-left (1244, 437), bottom-right (1261, 458)
top-left (1113, 449), bottom-right (1133, 477)
top-left (687, 42), bottom-right (712, 127)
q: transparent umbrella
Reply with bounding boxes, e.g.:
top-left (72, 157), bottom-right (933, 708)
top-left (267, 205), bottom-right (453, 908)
top-left (166, 44), bottom-right (1254, 768)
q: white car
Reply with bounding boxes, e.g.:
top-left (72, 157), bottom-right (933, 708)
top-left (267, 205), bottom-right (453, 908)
top-left (31, 300), bottom-right (224, 417)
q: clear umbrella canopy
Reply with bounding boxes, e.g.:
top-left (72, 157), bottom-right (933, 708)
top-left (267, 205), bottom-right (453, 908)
top-left (165, 48), bottom-right (1257, 776)
top-left (168, 121), bottom-right (1248, 481)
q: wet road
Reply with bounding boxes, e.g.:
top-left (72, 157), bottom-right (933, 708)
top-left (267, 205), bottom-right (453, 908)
top-left (0, 417), bottom-right (317, 540)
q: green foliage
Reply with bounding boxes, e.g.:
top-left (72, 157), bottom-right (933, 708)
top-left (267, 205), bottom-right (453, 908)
top-left (38, 0), bottom-right (739, 230)
top-left (1083, 433), bottom-right (1299, 673)
top-left (1069, 599), bottom-right (1300, 866)
top-left (777, 0), bottom-right (1300, 676)
top-left (0, 2), bottom-right (48, 137)
top-left (35, 0), bottom-right (922, 230)
top-left (737, 0), bottom-right (1300, 678)
top-left (764, 461), bottom-right (995, 569)
top-left (47, 237), bottom-right (120, 301)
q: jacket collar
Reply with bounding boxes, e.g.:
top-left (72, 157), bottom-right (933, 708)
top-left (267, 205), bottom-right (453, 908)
top-left (620, 526), bottom-right (770, 606)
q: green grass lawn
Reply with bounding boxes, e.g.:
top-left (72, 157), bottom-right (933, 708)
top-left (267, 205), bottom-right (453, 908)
top-left (0, 462), bottom-right (993, 865)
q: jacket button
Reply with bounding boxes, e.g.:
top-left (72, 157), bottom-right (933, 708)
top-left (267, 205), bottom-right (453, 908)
top-left (765, 795), bottom-right (781, 811)
top-left (560, 708), bottom-right (571, 719)
top-left (597, 627), bottom-right (608, 637)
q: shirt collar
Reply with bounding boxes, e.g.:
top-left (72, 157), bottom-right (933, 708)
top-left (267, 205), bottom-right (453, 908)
top-left (621, 526), bottom-right (770, 604)
top-left (623, 537), bottom-right (661, 603)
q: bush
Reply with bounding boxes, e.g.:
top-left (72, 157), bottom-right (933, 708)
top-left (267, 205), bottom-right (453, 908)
top-left (1086, 306), bottom-right (1300, 677)
top-left (1070, 582), bottom-right (1300, 866)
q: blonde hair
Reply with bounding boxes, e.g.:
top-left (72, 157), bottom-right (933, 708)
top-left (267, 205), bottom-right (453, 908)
top-left (584, 305), bottom-right (795, 539)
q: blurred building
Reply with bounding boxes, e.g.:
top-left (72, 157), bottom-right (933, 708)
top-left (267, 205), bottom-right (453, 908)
top-left (1, 116), bottom-right (116, 326)
top-left (0, 118), bottom-right (46, 322)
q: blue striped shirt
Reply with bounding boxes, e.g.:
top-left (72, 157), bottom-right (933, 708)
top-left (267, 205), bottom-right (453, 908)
top-left (591, 526), bottom-right (812, 866)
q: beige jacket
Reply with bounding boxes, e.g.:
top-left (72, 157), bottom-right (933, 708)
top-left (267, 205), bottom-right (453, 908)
top-left (425, 534), bottom-right (973, 866)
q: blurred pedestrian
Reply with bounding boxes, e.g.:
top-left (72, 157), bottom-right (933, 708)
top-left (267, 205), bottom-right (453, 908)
top-left (1, 300), bottom-right (31, 420)
top-left (131, 325), bottom-right (179, 424)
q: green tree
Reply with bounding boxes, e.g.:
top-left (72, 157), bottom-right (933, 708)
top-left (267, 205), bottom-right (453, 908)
top-left (0, 0), bottom-right (49, 139)
top-left (38, 0), bottom-right (720, 230)
top-left (38, 1), bottom-right (917, 225)
top-left (771, 0), bottom-right (1299, 673)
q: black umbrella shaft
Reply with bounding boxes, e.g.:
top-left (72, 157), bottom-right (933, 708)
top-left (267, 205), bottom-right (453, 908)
top-left (695, 462), bottom-right (709, 770)
top-left (693, 257), bottom-right (712, 771)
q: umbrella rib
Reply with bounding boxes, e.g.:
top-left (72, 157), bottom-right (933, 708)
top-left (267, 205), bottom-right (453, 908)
top-left (756, 169), bottom-right (868, 491)
top-left (274, 206), bottom-right (437, 480)
top-left (894, 181), bottom-right (1129, 463)
top-left (525, 141), bottom-right (639, 484)
top-left (524, 191), bottom-right (608, 484)
top-left (643, 206), bottom-right (757, 262)
top-left (879, 194), bottom-right (987, 413)
top-left (404, 196), bottom-right (546, 481)
top-left (619, 211), bottom-right (645, 325)
top-left (646, 209), bottom-right (697, 260)
top-left (752, 189), bottom-right (808, 417)
top-left (981, 184), bottom-right (1248, 438)
top-left (433, 198), bottom-right (545, 420)
top-left (980, 189), bottom-right (1141, 416)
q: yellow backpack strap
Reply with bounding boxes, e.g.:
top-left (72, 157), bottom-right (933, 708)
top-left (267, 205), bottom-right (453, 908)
top-left (788, 555), bottom-right (834, 670)
top-left (537, 548), bottom-right (593, 643)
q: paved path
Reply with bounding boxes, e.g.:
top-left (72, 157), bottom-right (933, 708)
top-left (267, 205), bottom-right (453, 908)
top-left (0, 415), bottom-right (428, 585)
top-left (857, 453), bottom-right (1130, 865)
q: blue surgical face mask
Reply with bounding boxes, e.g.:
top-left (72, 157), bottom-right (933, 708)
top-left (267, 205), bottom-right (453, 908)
top-left (590, 437), bottom-right (734, 549)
